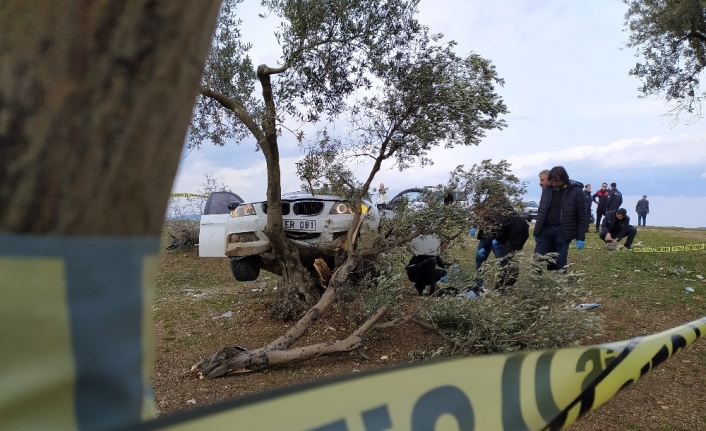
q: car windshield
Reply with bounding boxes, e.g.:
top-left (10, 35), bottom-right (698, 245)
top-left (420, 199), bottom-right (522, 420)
top-left (525, 201), bottom-right (538, 208)
top-left (403, 191), bottom-right (425, 202)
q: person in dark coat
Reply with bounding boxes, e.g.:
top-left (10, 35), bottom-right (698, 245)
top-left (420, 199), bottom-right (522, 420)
top-left (472, 194), bottom-right (529, 292)
top-left (635, 195), bottom-right (650, 227)
top-left (605, 182), bottom-right (623, 214)
top-left (583, 184), bottom-right (593, 233)
top-left (592, 182), bottom-right (610, 232)
top-left (492, 212), bottom-right (529, 292)
top-left (405, 255), bottom-right (447, 295)
top-left (600, 208), bottom-right (637, 249)
top-left (533, 166), bottom-right (587, 271)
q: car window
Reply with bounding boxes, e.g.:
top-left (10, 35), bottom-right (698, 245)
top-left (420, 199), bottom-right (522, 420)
top-left (403, 191), bottom-right (424, 202)
top-left (525, 201), bottom-right (538, 208)
top-left (389, 190), bottom-right (424, 207)
top-left (203, 191), bottom-right (244, 215)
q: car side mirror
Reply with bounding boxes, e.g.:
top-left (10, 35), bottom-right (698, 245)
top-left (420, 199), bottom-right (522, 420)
top-left (227, 201), bottom-right (240, 211)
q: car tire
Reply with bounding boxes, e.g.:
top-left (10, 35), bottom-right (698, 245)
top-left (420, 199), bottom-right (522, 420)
top-left (230, 256), bottom-right (261, 282)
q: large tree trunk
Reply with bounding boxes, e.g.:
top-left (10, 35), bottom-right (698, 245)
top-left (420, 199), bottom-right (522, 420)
top-left (1, 1), bottom-right (220, 236)
top-left (0, 2), bottom-right (221, 429)
top-left (256, 66), bottom-right (321, 319)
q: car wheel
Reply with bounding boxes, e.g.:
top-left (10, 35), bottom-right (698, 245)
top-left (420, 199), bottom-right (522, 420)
top-left (230, 256), bottom-right (261, 282)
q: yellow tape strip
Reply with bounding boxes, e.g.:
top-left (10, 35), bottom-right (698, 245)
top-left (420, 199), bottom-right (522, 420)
top-left (130, 318), bottom-right (706, 431)
top-left (631, 243), bottom-right (706, 253)
top-left (169, 193), bottom-right (207, 198)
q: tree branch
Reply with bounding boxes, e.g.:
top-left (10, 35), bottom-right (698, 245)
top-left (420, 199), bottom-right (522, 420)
top-left (193, 306), bottom-right (388, 378)
top-left (687, 30), bottom-right (706, 43)
top-left (199, 86), bottom-right (266, 144)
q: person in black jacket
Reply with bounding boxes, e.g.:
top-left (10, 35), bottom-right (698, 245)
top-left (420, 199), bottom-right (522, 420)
top-left (600, 208), bottom-right (637, 249)
top-left (605, 182), bottom-right (623, 214)
top-left (534, 166), bottom-right (587, 271)
top-left (583, 184), bottom-right (593, 233)
top-left (592, 182), bottom-right (610, 232)
top-left (473, 197), bottom-right (529, 292)
top-left (405, 255), bottom-right (447, 295)
top-left (493, 212), bottom-right (529, 292)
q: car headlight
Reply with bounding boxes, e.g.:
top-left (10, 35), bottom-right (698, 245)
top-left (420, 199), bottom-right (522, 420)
top-left (231, 204), bottom-right (256, 217)
top-left (329, 202), bottom-right (369, 214)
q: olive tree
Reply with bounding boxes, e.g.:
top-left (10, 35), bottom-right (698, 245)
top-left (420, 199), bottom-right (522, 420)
top-left (624, 0), bottom-right (706, 120)
top-left (192, 0), bottom-right (507, 316)
top-left (191, 3), bottom-right (513, 376)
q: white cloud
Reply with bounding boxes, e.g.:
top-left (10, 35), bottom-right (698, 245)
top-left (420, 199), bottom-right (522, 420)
top-left (507, 134), bottom-right (706, 177)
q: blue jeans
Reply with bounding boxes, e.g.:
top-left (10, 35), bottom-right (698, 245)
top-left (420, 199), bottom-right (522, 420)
top-left (637, 213), bottom-right (647, 226)
top-left (534, 225), bottom-right (571, 271)
top-left (475, 236), bottom-right (505, 269)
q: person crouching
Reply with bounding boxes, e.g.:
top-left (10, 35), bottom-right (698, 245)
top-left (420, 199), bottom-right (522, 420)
top-left (405, 255), bottom-right (447, 295)
top-left (599, 208), bottom-right (637, 250)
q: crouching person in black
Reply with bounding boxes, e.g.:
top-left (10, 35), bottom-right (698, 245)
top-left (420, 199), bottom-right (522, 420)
top-left (406, 255), bottom-right (448, 295)
top-left (599, 208), bottom-right (637, 249)
top-left (493, 211), bottom-right (530, 292)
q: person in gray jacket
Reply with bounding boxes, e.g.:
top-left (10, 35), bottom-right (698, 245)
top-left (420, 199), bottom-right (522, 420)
top-left (534, 166), bottom-right (587, 271)
top-left (635, 195), bottom-right (649, 226)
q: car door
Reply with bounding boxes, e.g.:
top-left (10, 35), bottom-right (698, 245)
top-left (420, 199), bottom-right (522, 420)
top-left (198, 191), bottom-right (244, 257)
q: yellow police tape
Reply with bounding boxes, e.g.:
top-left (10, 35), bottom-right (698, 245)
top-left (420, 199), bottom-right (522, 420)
top-left (169, 193), bottom-right (207, 198)
top-left (134, 317), bottom-right (706, 431)
top-left (631, 243), bottom-right (706, 253)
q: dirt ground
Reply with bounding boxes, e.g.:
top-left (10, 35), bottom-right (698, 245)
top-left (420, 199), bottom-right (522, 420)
top-left (152, 272), bottom-right (706, 430)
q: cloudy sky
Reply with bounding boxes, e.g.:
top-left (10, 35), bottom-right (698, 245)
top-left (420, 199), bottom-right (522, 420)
top-left (172, 0), bottom-right (706, 228)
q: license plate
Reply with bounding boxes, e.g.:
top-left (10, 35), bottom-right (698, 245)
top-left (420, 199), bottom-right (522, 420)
top-left (284, 220), bottom-right (316, 231)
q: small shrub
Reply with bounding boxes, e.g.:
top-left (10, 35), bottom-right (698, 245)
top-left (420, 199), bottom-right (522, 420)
top-left (417, 253), bottom-right (602, 357)
top-left (162, 219), bottom-right (199, 250)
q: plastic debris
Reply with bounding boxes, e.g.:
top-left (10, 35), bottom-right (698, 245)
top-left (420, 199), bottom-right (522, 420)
top-left (458, 290), bottom-right (479, 300)
top-left (212, 311), bottom-right (235, 320)
top-left (576, 303), bottom-right (601, 310)
top-left (685, 286), bottom-right (695, 293)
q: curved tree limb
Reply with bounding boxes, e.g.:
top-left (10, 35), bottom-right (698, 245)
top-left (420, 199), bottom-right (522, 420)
top-left (193, 306), bottom-right (388, 379)
top-left (199, 86), bottom-right (266, 145)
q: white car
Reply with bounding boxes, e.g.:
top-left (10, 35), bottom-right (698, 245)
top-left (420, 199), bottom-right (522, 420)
top-left (379, 187), bottom-right (456, 256)
top-left (200, 191), bottom-right (380, 281)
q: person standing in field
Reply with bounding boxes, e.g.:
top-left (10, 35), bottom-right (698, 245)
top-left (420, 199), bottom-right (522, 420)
top-left (635, 195), bottom-right (649, 227)
top-left (583, 184), bottom-right (593, 233)
top-left (605, 182), bottom-right (623, 214)
top-left (533, 166), bottom-right (587, 271)
top-left (592, 182), bottom-right (610, 232)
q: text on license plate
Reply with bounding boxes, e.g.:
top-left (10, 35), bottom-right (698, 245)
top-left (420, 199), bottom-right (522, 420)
top-left (284, 220), bottom-right (316, 231)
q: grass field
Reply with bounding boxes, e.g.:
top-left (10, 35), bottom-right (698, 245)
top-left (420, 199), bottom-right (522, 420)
top-left (153, 224), bottom-right (706, 430)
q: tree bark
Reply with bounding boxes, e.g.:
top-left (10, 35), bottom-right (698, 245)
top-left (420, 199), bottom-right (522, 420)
top-left (255, 65), bottom-right (321, 317)
top-left (0, 1), bottom-right (221, 236)
top-left (194, 304), bottom-right (388, 379)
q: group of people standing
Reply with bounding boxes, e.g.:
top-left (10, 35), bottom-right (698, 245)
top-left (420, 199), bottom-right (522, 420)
top-left (586, 182), bottom-right (649, 230)
top-left (403, 167), bottom-right (650, 296)
top-left (535, 167), bottom-right (641, 272)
